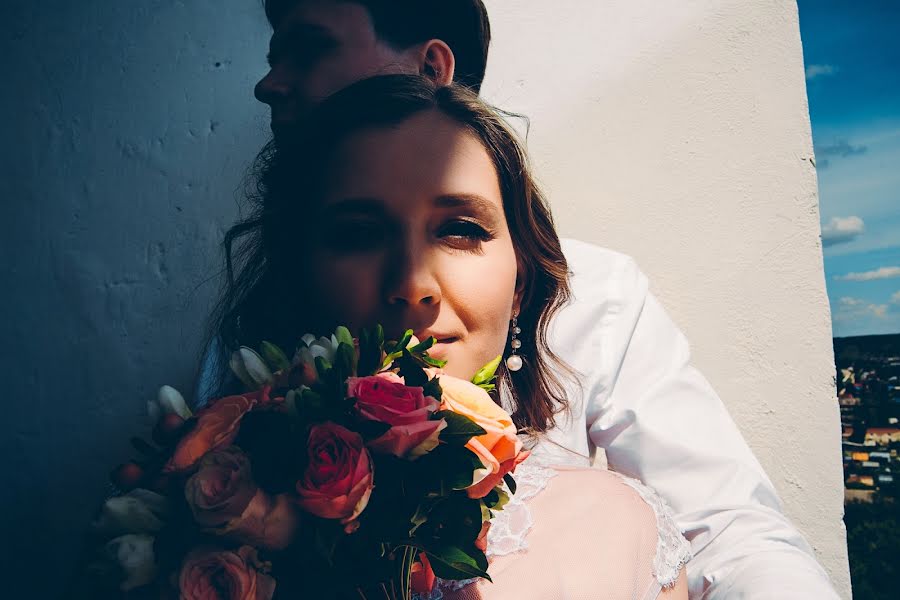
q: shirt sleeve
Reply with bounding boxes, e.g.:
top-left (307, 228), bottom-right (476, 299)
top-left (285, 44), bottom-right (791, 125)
top-left (565, 240), bottom-right (839, 599)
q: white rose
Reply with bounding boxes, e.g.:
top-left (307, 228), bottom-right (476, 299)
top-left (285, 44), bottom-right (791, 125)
top-left (104, 534), bottom-right (157, 591)
top-left (92, 489), bottom-right (170, 537)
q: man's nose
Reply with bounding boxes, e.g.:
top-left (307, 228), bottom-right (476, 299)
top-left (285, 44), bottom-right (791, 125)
top-left (254, 68), bottom-right (291, 105)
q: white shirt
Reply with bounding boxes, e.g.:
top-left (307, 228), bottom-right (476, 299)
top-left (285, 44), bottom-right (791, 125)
top-left (540, 238), bottom-right (838, 599)
top-left (195, 237), bottom-right (840, 599)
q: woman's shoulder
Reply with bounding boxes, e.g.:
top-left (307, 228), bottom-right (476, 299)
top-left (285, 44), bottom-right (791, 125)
top-left (530, 465), bottom-right (692, 591)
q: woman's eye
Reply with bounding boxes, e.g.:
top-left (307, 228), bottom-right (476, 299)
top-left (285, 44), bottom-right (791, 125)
top-left (323, 222), bottom-right (386, 253)
top-left (437, 220), bottom-right (495, 249)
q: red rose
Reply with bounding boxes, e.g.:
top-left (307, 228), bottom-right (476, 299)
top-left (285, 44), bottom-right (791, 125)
top-left (164, 391), bottom-right (266, 473)
top-left (295, 423), bottom-right (374, 524)
top-left (178, 546), bottom-right (275, 600)
top-left (349, 374), bottom-right (446, 459)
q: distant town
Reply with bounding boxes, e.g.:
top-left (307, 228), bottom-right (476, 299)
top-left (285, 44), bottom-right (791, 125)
top-left (834, 334), bottom-right (900, 503)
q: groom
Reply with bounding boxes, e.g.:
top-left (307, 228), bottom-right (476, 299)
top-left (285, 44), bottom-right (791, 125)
top-left (239, 1), bottom-right (840, 598)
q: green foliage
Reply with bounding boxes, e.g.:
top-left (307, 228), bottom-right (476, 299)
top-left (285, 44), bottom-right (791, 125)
top-left (436, 411), bottom-right (487, 446)
top-left (260, 341), bottom-right (291, 372)
top-left (845, 498), bottom-right (900, 600)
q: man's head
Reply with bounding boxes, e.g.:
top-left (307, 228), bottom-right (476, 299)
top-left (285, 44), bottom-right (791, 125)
top-left (255, 0), bottom-right (491, 136)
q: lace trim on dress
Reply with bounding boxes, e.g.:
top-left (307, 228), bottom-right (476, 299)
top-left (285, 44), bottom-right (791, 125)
top-left (614, 473), bottom-right (693, 589)
top-left (416, 458), bottom-right (692, 598)
top-left (416, 458), bottom-right (558, 600)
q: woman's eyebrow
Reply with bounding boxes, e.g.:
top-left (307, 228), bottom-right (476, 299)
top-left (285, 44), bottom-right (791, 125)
top-left (321, 197), bottom-right (386, 216)
top-left (434, 194), bottom-right (501, 218)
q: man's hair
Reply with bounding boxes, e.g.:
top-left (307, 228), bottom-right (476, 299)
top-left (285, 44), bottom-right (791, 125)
top-left (263, 0), bottom-right (491, 92)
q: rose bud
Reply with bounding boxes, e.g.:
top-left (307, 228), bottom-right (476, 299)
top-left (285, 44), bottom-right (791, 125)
top-left (410, 553), bottom-right (436, 595)
top-left (152, 413), bottom-right (186, 446)
top-left (111, 462), bottom-right (145, 491)
top-left (296, 423), bottom-right (374, 524)
top-left (148, 385), bottom-right (193, 421)
top-left (349, 374), bottom-right (446, 460)
top-left (179, 546), bottom-right (276, 600)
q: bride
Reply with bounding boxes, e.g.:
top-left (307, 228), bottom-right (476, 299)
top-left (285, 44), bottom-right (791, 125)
top-left (204, 73), bottom-right (690, 599)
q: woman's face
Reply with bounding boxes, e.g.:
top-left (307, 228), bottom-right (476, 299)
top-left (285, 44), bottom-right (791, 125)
top-left (305, 109), bottom-right (520, 379)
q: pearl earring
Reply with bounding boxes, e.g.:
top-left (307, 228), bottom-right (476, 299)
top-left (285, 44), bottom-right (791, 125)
top-left (506, 314), bottom-right (523, 372)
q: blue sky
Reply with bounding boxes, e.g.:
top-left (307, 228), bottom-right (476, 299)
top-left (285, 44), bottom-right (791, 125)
top-left (797, 0), bottom-right (900, 337)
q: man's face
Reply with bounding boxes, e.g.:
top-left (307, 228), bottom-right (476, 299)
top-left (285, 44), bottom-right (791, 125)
top-left (255, 1), bottom-right (418, 137)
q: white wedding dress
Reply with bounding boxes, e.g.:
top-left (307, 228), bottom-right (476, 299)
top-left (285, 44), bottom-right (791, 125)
top-left (421, 450), bottom-right (692, 600)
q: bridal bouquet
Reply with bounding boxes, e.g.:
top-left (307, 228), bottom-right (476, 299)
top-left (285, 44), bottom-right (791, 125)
top-left (74, 327), bottom-right (527, 599)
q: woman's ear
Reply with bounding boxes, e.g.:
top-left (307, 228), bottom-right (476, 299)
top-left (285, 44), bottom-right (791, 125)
top-left (513, 267), bottom-right (528, 317)
top-left (419, 39), bottom-right (456, 86)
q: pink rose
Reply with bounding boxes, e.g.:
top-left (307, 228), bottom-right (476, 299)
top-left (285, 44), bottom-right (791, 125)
top-left (349, 374), bottom-right (446, 459)
top-left (178, 546), bottom-right (276, 600)
top-left (295, 423), bottom-right (374, 524)
top-left (185, 447), bottom-right (258, 529)
top-left (437, 375), bottom-right (524, 499)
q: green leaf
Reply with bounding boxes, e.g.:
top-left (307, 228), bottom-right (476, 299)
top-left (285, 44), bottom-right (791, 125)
top-left (422, 378), bottom-right (442, 403)
top-left (409, 336), bottom-right (436, 354)
top-left (395, 351), bottom-right (428, 387)
top-left (421, 355), bottom-right (448, 368)
top-left (425, 545), bottom-right (491, 582)
top-left (504, 473), bottom-right (517, 495)
top-left (390, 329), bottom-right (413, 355)
top-left (398, 545), bottom-right (416, 600)
top-left (358, 328), bottom-right (379, 376)
top-left (334, 326), bottom-right (354, 349)
top-left (335, 343), bottom-right (355, 380)
top-left (314, 356), bottom-right (331, 381)
top-left (260, 341), bottom-right (291, 372)
top-left (471, 355), bottom-right (502, 386)
top-left (436, 411), bottom-right (487, 445)
top-left (355, 419), bottom-right (392, 441)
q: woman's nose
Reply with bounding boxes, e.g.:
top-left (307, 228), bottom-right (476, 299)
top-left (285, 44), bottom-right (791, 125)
top-left (386, 250), bottom-right (442, 308)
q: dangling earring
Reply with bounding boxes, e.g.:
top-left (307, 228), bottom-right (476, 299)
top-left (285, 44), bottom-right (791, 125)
top-left (506, 314), bottom-right (523, 372)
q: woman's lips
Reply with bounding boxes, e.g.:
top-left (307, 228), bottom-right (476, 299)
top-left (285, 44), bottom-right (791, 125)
top-left (423, 337), bottom-right (458, 360)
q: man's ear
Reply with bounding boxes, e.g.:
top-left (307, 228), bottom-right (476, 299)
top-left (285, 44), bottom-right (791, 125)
top-left (419, 39), bottom-right (455, 86)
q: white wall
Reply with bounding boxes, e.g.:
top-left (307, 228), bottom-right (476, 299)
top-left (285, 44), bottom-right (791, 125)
top-left (481, 0), bottom-right (849, 596)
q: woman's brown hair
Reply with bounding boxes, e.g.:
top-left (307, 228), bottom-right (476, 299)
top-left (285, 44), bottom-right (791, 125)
top-left (208, 74), bottom-right (572, 433)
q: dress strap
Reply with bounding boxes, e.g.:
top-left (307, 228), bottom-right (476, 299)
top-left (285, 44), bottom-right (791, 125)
top-left (613, 473), bottom-right (692, 589)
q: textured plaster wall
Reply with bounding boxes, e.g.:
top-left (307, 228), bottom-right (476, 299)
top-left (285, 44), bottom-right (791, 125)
top-left (0, 0), bottom-right (848, 597)
top-left (481, 0), bottom-right (849, 596)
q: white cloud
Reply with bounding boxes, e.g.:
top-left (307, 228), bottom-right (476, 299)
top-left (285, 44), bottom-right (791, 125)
top-left (835, 266), bottom-right (900, 282)
top-left (821, 216), bottom-right (865, 247)
top-left (806, 64), bottom-right (837, 80)
top-left (892, 291), bottom-right (900, 305)
top-left (835, 297), bottom-right (889, 321)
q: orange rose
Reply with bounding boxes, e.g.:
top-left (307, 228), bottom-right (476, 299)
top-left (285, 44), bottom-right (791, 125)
top-left (178, 546), bottom-right (275, 600)
top-left (164, 391), bottom-right (265, 473)
top-left (437, 375), bottom-right (523, 499)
